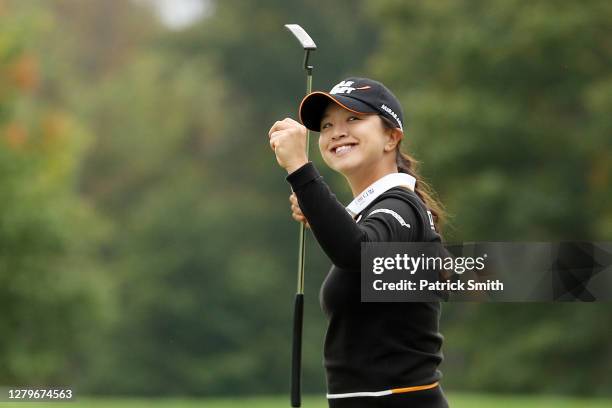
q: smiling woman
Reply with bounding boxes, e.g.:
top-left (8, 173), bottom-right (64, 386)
top-left (317, 104), bottom-right (401, 196)
top-left (268, 77), bottom-right (448, 408)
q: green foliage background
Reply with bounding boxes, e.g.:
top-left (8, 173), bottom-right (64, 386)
top-left (1, 0), bottom-right (611, 399)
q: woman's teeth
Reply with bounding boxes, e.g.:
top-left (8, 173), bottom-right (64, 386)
top-left (335, 145), bottom-right (354, 156)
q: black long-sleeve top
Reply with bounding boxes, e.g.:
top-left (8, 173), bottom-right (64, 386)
top-left (286, 162), bottom-right (446, 406)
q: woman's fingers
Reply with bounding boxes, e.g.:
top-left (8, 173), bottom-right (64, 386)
top-left (289, 193), bottom-right (309, 228)
top-left (291, 213), bottom-right (310, 229)
top-left (269, 129), bottom-right (289, 151)
top-left (289, 194), bottom-right (301, 213)
top-left (291, 204), bottom-right (303, 216)
top-left (268, 119), bottom-right (308, 172)
top-left (268, 118), bottom-right (301, 138)
top-left (291, 202), bottom-right (304, 217)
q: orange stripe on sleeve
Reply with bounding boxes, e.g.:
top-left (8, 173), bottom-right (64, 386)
top-left (391, 381), bottom-right (439, 394)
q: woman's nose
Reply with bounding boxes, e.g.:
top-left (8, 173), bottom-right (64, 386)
top-left (331, 126), bottom-right (347, 140)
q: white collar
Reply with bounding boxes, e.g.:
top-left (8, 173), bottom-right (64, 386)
top-left (346, 173), bottom-right (416, 217)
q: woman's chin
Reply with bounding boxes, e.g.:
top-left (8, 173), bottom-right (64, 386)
top-left (323, 152), bottom-right (364, 175)
top-left (332, 161), bottom-right (361, 176)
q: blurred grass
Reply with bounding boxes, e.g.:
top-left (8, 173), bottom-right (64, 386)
top-left (3, 393), bottom-right (612, 407)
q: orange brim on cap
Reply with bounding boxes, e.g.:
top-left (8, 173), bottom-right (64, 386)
top-left (298, 91), bottom-right (379, 132)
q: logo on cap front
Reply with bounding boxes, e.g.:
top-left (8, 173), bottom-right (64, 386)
top-left (330, 80), bottom-right (356, 95)
top-left (329, 80), bottom-right (371, 95)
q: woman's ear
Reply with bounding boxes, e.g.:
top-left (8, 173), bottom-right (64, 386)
top-left (384, 128), bottom-right (403, 152)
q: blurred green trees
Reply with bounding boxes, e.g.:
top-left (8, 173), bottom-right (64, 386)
top-left (0, 2), bottom-right (113, 388)
top-left (0, 0), bottom-right (610, 398)
top-left (367, 0), bottom-right (612, 242)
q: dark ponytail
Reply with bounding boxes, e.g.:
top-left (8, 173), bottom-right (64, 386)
top-left (380, 116), bottom-right (447, 232)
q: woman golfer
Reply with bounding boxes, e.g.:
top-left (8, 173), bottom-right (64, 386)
top-left (268, 77), bottom-right (449, 408)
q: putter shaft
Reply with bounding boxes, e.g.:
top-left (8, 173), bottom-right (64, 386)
top-left (286, 24), bottom-right (315, 408)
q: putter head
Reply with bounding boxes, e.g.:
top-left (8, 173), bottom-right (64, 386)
top-left (285, 24), bottom-right (317, 50)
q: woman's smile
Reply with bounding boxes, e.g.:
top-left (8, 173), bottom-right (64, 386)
top-left (331, 142), bottom-right (358, 156)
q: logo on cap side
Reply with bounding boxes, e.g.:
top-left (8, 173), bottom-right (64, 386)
top-left (381, 104), bottom-right (403, 130)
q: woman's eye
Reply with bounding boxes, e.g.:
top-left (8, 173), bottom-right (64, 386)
top-left (321, 122), bottom-right (331, 129)
top-left (348, 116), bottom-right (360, 121)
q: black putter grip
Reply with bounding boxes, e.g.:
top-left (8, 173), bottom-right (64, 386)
top-left (291, 293), bottom-right (304, 407)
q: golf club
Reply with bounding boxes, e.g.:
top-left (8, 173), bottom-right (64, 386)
top-left (284, 23), bottom-right (316, 408)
